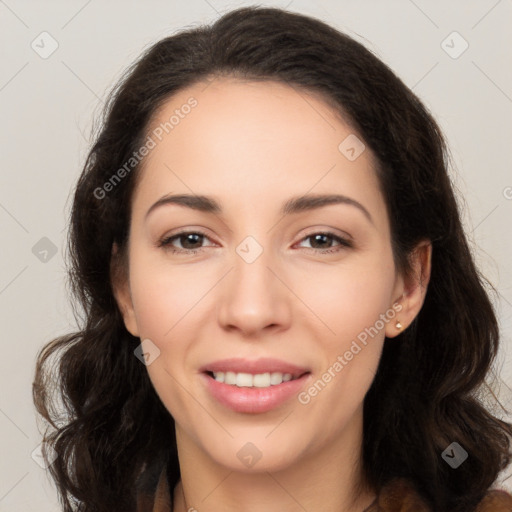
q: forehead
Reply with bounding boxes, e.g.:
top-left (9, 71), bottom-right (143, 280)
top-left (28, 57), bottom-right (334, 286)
top-left (133, 77), bottom-right (386, 227)
top-left (146, 77), bottom-right (354, 156)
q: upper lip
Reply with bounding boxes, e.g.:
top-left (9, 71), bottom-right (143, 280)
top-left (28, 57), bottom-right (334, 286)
top-left (199, 358), bottom-right (310, 378)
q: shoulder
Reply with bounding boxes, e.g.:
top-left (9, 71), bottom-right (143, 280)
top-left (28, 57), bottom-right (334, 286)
top-left (368, 477), bottom-right (512, 512)
top-left (369, 478), bottom-right (430, 511)
top-left (475, 488), bottom-right (512, 511)
top-left (137, 467), bottom-right (512, 512)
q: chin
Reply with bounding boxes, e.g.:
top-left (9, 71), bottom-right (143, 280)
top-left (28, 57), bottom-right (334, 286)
top-left (196, 431), bottom-right (308, 473)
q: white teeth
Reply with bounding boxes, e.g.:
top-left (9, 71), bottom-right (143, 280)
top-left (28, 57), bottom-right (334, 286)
top-left (212, 371), bottom-right (295, 387)
top-left (224, 371), bottom-right (236, 385)
top-left (269, 372), bottom-right (283, 385)
top-left (253, 373), bottom-right (270, 387)
top-left (235, 372), bottom-right (253, 387)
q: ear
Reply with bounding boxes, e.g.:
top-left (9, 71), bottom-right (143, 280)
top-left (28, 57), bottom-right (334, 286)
top-left (110, 242), bottom-right (140, 337)
top-left (385, 239), bottom-right (432, 338)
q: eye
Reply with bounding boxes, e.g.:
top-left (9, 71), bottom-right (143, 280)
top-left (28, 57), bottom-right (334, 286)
top-left (157, 230), bottom-right (353, 255)
top-left (157, 230), bottom-right (213, 254)
top-left (295, 231), bottom-right (353, 254)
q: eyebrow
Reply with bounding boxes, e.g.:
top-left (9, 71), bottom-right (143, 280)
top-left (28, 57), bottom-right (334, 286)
top-left (145, 193), bottom-right (373, 224)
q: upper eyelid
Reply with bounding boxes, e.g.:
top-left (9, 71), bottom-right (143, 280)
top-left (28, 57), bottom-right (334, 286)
top-left (164, 228), bottom-right (216, 244)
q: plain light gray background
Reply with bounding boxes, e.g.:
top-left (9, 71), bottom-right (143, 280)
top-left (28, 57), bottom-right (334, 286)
top-left (1, 0), bottom-right (511, 510)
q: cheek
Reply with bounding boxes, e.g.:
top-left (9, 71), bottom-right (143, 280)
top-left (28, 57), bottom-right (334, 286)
top-left (296, 254), bottom-right (395, 409)
top-left (127, 254), bottom-right (205, 422)
top-left (299, 256), bottom-right (396, 345)
top-left (128, 250), bottom-right (211, 341)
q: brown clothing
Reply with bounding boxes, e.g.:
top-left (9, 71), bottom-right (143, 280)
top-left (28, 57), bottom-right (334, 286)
top-left (136, 464), bottom-right (512, 511)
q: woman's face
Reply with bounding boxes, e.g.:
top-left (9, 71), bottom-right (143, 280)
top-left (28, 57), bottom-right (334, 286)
top-left (115, 78), bottom-right (408, 472)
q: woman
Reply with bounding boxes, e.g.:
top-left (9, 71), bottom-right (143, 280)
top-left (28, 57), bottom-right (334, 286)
top-left (33, 6), bottom-right (512, 512)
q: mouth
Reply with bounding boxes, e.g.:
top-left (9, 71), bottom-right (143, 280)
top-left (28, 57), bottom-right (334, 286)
top-left (199, 357), bottom-right (310, 379)
top-left (199, 358), bottom-right (312, 413)
top-left (204, 370), bottom-right (309, 388)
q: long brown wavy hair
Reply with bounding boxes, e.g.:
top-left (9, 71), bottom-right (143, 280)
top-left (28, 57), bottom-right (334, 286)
top-left (33, 6), bottom-right (512, 512)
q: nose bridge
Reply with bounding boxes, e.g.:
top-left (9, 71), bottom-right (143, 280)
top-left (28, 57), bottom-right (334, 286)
top-left (231, 233), bottom-right (278, 304)
top-left (216, 233), bottom-right (290, 333)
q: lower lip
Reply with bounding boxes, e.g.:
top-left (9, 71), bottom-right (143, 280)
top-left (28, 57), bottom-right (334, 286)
top-left (201, 372), bottom-right (311, 413)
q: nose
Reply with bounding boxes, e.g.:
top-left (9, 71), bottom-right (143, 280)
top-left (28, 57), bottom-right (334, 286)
top-left (216, 242), bottom-right (292, 337)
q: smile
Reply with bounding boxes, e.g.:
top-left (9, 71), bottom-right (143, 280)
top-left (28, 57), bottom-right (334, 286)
top-left (201, 370), bottom-right (311, 414)
top-left (209, 371), bottom-right (298, 387)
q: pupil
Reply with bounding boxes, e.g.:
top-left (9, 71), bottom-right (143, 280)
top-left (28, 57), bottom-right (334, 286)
top-left (313, 234), bottom-right (329, 248)
top-left (183, 233), bottom-right (201, 249)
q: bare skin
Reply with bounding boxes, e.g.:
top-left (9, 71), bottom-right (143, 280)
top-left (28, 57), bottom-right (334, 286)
top-left (113, 77), bottom-right (431, 512)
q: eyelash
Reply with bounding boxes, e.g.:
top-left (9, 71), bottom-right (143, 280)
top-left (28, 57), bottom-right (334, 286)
top-left (157, 229), bottom-right (353, 255)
